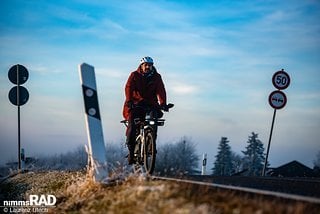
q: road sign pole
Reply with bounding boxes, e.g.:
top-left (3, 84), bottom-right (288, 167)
top-left (8, 64), bottom-right (29, 171)
top-left (18, 105), bottom-right (21, 170)
top-left (262, 108), bottom-right (277, 176)
top-left (16, 65), bottom-right (21, 171)
top-left (21, 148), bottom-right (25, 169)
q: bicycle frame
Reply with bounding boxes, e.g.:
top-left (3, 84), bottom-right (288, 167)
top-left (121, 103), bottom-right (173, 174)
top-left (134, 117), bottom-right (158, 163)
top-left (121, 116), bottom-right (164, 167)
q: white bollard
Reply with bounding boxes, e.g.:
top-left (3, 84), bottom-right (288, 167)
top-left (201, 153), bottom-right (207, 175)
top-left (79, 63), bottom-right (108, 182)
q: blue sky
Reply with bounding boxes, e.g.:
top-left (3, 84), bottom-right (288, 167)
top-left (0, 0), bottom-right (319, 168)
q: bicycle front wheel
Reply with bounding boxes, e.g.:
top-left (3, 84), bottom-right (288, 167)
top-left (143, 130), bottom-right (156, 174)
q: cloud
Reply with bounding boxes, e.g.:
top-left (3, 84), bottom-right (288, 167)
top-left (1, 0), bottom-right (319, 167)
top-left (171, 83), bottom-right (199, 95)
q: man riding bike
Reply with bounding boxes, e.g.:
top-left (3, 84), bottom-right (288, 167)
top-left (122, 56), bottom-right (169, 165)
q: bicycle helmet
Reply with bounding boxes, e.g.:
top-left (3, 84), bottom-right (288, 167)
top-left (140, 56), bottom-right (154, 65)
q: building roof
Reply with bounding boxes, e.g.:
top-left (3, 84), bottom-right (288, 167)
top-left (269, 160), bottom-right (315, 177)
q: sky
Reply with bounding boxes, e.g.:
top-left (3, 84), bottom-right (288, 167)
top-left (0, 0), bottom-right (319, 169)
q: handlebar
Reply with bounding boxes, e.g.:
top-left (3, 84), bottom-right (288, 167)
top-left (121, 103), bottom-right (174, 127)
top-left (160, 103), bottom-right (174, 112)
top-left (127, 102), bottom-right (174, 112)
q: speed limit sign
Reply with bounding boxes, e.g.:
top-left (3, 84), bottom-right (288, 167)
top-left (272, 69), bottom-right (290, 90)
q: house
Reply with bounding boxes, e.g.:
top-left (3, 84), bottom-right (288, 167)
top-left (268, 160), bottom-right (315, 177)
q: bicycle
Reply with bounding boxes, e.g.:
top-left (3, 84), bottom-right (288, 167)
top-left (121, 103), bottom-right (174, 174)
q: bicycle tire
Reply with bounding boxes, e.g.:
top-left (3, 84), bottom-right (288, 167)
top-left (143, 129), bottom-right (156, 174)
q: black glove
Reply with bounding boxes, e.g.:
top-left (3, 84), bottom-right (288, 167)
top-left (126, 100), bottom-right (134, 109)
top-left (161, 104), bottom-right (169, 112)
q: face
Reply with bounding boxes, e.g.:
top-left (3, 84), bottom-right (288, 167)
top-left (141, 63), bottom-right (153, 73)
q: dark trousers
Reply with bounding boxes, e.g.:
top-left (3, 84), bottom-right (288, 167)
top-left (126, 106), bottom-right (163, 149)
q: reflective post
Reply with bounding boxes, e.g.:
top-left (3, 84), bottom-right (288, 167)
top-left (201, 153), bottom-right (207, 175)
top-left (79, 63), bottom-right (108, 182)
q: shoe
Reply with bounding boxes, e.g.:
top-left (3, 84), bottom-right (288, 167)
top-left (127, 145), bottom-right (135, 165)
top-left (127, 154), bottom-right (134, 165)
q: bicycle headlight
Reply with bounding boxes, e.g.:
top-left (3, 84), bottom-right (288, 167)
top-left (149, 121), bottom-right (155, 125)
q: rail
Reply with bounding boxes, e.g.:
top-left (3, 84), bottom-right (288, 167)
top-left (151, 176), bottom-right (320, 204)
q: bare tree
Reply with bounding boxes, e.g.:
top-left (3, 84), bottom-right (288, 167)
top-left (32, 145), bottom-right (88, 170)
top-left (155, 137), bottom-right (199, 176)
top-left (105, 143), bottom-right (127, 169)
top-left (155, 143), bottom-right (176, 175)
top-left (230, 152), bottom-right (244, 175)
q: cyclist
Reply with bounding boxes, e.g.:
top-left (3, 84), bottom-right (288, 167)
top-left (122, 56), bottom-right (168, 164)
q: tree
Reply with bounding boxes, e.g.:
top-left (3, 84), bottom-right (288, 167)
top-left (242, 132), bottom-right (266, 176)
top-left (32, 145), bottom-right (88, 170)
top-left (175, 137), bottom-right (199, 174)
top-left (105, 143), bottom-right (127, 168)
top-left (212, 137), bottom-right (232, 175)
top-left (155, 137), bottom-right (199, 176)
top-left (313, 151), bottom-right (320, 176)
top-left (230, 152), bottom-right (244, 174)
top-left (155, 143), bottom-right (176, 175)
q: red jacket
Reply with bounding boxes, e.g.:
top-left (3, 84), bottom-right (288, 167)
top-left (122, 66), bottom-right (167, 120)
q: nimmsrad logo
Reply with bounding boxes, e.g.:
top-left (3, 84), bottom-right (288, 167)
top-left (3, 194), bottom-right (57, 206)
top-left (29, 195), bottom-right (56, 206)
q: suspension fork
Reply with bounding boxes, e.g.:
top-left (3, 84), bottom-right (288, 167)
top-left (140, 124), bottom-right (154, 158)
top-left (140, 124), bottom-right (145, 158)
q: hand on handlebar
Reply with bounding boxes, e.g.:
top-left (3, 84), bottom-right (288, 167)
top-left (161, 103), bottom-right (174, 112)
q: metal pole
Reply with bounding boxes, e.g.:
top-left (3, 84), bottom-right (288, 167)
top-left (262, 108), bottom-right (277, 176)
top-left (18, 105), bottom-right (21, 170)
top-left (17, 65), bottom-right (21, 170)
top-left (21, 148), bottom-right (25, 169)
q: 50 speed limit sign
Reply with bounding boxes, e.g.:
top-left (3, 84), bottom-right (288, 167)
top-left (272, 69), bottom-right (290, 90)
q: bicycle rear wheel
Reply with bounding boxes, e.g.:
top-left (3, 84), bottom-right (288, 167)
top-left (143, 129), bottom-right (156, 174)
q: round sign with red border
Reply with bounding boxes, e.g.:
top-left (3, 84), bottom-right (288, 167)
top-left (269, 90), bottom-right (287, 109)
top-left (272, 69), bottom-right (290, 90)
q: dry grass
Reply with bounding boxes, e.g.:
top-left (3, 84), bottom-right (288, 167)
top-left (1, 170), bottom-right (319, 214)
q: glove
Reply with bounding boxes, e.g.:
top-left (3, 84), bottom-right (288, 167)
top-left (161, 104), bottom-right (169, 112)
top-left (126, 100), bottom-right (134, 109)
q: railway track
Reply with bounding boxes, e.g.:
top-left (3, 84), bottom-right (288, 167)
top-left (151, 176), bottom-right (320, 205)
top-left (184, 175), bottom-right (320, 197)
